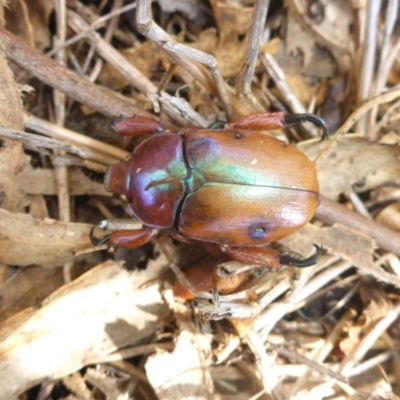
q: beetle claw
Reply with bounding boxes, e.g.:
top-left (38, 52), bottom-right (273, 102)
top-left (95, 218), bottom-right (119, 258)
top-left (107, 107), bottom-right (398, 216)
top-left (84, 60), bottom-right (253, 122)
top-left (89, 224), bottom-right (111, 246)
top-left (209, 120), bottom-right (227, 129)
top-left (279, 244), bottom-right (323, 268)
top-left (284, 113), bottom-right (329, 140)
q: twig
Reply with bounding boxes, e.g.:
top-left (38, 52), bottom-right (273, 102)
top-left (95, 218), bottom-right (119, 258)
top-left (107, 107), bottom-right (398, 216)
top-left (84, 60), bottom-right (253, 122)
top-left (47, 2), bottom-right (139, 58)
top-left (88, 0), bottom-right (123, 82)
top-left (54, 0), bottom-right (73, 282)
top-left (245, 329), bottom-right (275, 397)
top-left (266, 342), bottom-right (348, 384)
top-left (255, 260), bottom-right (353, 339)
top-left (356, 0), bottom-right (381, 134)
top-left (67, 9), bottom-right (156, 96)
top-left (345, 347), bottom-right (399, 377)
top-left (373, 0), bottom-right (399, 95)
top-left (0, 27), bottom-right (154, 119)
top-left (369, 0), bottom-right (399, 139)
top-left (0, 124), bottom-right (122, 164)
top-left (235, 0), bottom-right (270, 111)
top-left (24, 114), bottom-right (129, 163)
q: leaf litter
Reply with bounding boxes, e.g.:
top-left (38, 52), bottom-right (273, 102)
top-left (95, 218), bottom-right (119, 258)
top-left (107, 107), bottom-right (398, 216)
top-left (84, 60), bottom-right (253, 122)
top-left (1, 0), bottom-right (400, 399)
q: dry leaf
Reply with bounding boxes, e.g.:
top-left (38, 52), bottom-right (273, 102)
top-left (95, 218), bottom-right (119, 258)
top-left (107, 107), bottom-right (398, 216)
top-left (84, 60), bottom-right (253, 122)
top-left (0, 23), bottom-right (25, 213)
top-left (24, 0), bottom-right (54, 49)
top-left (0, 260), bottom-right (170, 399)
top-left (285, 0), bottom-right (352, 74)
top-left (376, 203), bottom-right (400, 232)
top-left (282, 222), bottom-right (400, 288)
top-left (146, 330), bottom-right (213, 399)
top-left (4, 0), bottom-right (34, 47)
top-left (340, 281), bottom-right (392, 355)
top-left (98, 41), bottom-right (167, 91)
top-left (300, 135), bottom-right (400, 199)
top-left (195, 0), bottom-right (253, 77)
top-left (0, 209), bottom-right (92, 267)
top-left (5, 0), bottom-right (53, 49)
top-left (0, 266), bottom-right (64, 321)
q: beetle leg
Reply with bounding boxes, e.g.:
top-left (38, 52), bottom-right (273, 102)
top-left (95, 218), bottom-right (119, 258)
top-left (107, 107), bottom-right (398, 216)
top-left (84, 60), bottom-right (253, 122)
top-left (221, 246), bottom-right (281, 268)
top-left (279, 244), bottom-right (323, 268)
top-left (170, 229), bottom-right (196, 244)
top-left (222, 244), bottom-right (323, 268)
top-left (226, 111), bottom-right (328, 140)
top-left (108, 228), bottom-right (157, 248)
top-left (90, 224), bottom-right (111, 246)
top-left (284, 114), bottom-right (329, 140)
top-left (90, 224), bottom-right (157, 248)
top-left (111, 116), bottom-right (167, 136)
top-left (172, 258), bottom-right (248, 300)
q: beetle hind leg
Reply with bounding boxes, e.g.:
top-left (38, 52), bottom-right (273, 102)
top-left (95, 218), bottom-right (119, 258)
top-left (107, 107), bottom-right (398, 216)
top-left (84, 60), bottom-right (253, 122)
top-left (279, 244), bottom-right (323, 268)
top-left (284, 114), bottom-right (329, 140)
top-left (226, 111), bottom-right (328, 140)
top-left (221, 244), bottom-right (323, 269)
top-left (222, 246), bottom-right (282, 269)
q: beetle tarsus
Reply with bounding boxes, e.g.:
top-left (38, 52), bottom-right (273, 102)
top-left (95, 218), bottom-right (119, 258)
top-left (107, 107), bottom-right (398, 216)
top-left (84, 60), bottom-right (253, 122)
top-left (209, 120), bottom-right (227, 129)
top-left (90, 225), bottom-right (111, 246)
top-left (284, 113), bottom-right (329, 140)
top-left (279, 244), bottom-right (323, 268)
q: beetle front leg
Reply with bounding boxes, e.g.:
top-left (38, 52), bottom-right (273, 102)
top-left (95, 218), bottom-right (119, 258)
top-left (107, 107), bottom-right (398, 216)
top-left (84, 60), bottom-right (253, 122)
top-left (92, 227), bottom-right (156, 249)
top-left (111, 116), bottom-right (168, 136)
top-left (90, 221), bottom-right (157, 248)
top-left (108, 228), bottom-right (157, 248)
top-left (226, 112), bottom-right (329, 140)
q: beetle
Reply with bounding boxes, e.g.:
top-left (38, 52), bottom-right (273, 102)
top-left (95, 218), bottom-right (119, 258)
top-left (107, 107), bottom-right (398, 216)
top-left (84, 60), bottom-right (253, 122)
top-left (101, 112), bottom-right (328, 268)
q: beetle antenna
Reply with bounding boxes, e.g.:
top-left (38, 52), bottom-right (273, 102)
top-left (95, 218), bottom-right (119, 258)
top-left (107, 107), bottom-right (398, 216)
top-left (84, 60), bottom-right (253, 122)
top-left (279, 244), bottom-right (323, 268)
top-left (284, 114), bottom-right (329, 140)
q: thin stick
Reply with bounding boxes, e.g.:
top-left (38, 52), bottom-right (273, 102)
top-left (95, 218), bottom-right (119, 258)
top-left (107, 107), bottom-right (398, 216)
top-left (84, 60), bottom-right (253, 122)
top-left (259, 53), bottom-right (319, 138)
top-left (25, 114), bottom-right (129, 162)
top-left (266, 342), bottom-right (348, 384)
top-left (67, 9), bottom-right (156, 96)
top-left (54, 0), bottom-right (74, 282)
top-left (356, 0), bottom-right (381, 134)
top-left (0, 27), bottom-right (154, 119)
top-left (47, 2), bottom-right (139, 58)
top-left (0, 124), bottom-right (124, 164)
top-left (235, 0), bottom-right (270, 111)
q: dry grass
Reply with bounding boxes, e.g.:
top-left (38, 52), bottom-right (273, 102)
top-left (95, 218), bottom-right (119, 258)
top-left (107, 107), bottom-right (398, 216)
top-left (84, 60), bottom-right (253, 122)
top-left (0, 1), bottom-right (400, 399)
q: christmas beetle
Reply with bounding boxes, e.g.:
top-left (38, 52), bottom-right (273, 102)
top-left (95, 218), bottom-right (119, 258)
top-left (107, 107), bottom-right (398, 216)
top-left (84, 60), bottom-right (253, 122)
top-left (101, 112), bottom-right (327, 268)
